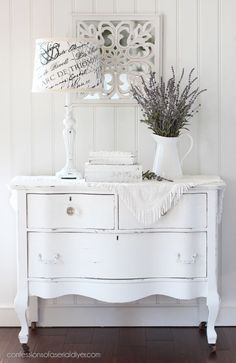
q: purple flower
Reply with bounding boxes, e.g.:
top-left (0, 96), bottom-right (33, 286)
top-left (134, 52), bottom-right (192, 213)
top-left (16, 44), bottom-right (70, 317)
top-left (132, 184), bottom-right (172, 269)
top-left (131, 67), bottom-right (206, 137)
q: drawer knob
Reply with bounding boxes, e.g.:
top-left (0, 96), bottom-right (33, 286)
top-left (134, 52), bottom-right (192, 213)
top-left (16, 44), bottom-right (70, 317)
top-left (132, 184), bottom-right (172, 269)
top-left (66, 207), bottom-right (75, 216)
top-left (177, 253), bottom-right (198, 265)
top-left (38, 253), bottom-right (61, 264)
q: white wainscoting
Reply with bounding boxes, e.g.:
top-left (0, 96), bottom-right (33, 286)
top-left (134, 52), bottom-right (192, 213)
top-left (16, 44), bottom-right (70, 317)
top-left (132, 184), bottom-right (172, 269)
top-left (0, 0), bottom-right (236, 326)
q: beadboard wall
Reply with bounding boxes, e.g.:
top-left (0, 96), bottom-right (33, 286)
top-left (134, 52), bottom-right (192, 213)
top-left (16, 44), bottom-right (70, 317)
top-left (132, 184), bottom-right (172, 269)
top-left (0, 0), bottom-right (236, 326)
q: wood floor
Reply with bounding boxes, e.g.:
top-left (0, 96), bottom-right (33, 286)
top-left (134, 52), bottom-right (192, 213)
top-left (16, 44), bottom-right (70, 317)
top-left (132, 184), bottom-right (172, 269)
top-left (0, 327), bottom-right (236, 362)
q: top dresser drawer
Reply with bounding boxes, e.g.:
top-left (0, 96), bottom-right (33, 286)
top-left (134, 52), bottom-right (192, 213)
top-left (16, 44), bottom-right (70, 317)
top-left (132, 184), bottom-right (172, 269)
top-left (119, 193), bottom-right (207, 229)
top-left (27, 193), bottom-right (115, 229)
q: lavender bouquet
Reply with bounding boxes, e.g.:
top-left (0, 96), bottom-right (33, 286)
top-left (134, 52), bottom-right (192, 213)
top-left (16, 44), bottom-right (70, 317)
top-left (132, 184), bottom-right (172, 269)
top-left (131, 68), bottom-right (206, 137)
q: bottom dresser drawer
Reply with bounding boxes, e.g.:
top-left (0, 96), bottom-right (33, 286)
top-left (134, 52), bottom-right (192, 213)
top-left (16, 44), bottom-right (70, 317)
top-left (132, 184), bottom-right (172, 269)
top-left (28, 232), bottom-right (206, 279)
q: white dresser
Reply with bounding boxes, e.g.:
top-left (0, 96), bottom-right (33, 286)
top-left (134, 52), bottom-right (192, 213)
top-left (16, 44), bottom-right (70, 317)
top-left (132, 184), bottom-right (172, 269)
top-left (10, 176), bottom-right (225, 353)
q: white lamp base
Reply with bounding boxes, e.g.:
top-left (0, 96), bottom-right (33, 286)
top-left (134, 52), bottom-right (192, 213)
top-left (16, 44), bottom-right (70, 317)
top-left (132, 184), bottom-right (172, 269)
top-left (56, 166), bottom-right (82, 179)
top-left (56, 93), bottom-right (82, 179)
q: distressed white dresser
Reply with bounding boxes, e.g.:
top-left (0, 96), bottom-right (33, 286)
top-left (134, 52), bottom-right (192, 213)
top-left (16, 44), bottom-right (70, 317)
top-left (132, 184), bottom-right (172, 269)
top-left (10, 176), bottom-right (225, 353)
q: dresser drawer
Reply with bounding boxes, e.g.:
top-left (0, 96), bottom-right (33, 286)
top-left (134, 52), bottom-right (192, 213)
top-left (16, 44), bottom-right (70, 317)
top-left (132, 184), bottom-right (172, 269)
top-left (27, 193), bottom-right (115, 229)
top-left (119, 193), bottom-right (207, 229)
top-left (28, 232), bottom-right (206, 279)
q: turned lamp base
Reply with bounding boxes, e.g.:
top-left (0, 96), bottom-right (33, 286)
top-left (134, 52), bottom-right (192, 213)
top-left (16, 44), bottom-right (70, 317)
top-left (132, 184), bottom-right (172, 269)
top-left (56, 166), bottom-right (82, 179)
top-left (56, 93), bottom-right (82, 180)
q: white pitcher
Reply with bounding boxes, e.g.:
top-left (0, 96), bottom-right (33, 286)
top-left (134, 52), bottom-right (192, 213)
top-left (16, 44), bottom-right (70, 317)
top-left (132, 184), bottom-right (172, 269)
top-left (152, 133), bottom-right (193, 179)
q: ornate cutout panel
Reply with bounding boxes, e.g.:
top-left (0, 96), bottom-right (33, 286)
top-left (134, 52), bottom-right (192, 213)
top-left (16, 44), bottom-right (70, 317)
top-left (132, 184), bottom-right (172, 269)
top-left (72, 15), bottom-right (162, 103)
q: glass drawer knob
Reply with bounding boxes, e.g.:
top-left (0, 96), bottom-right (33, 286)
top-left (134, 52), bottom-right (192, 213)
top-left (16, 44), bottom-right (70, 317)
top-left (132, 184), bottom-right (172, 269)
top-left (67, 207), bottom-right (75, 216)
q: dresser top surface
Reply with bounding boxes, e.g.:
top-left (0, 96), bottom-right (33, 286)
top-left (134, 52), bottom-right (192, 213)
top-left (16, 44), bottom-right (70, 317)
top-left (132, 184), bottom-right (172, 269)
top-left (9, 175), bottom-right (225, 192)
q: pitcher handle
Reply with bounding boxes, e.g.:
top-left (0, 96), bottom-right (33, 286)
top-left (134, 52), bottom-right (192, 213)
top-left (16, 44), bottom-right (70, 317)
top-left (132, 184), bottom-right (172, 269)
top-left (179, 133), bottom-right (193, 166)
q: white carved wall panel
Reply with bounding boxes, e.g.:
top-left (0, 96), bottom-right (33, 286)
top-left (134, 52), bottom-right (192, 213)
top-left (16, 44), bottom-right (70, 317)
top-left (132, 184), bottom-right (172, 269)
top-left (73, 15), bottom-right (162, 102)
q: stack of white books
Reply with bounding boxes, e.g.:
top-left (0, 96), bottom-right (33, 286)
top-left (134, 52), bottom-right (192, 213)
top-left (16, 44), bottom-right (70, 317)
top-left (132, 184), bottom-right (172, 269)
top-left (84, 151), bottom-right (142, 182)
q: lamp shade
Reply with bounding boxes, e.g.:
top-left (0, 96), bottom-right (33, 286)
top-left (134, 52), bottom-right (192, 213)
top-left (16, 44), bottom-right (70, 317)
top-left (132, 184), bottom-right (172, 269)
top-left (32, 38), bottom-right (102, 92)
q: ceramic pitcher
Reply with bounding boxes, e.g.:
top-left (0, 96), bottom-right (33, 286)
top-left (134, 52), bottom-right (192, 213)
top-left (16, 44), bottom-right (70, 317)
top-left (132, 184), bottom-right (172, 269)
top-left (152, 133), bottom-right (193, 179)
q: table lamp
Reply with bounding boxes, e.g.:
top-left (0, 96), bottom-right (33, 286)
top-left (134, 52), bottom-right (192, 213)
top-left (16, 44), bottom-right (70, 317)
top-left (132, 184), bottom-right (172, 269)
top-left (32, 38), bottom-right (102, 179)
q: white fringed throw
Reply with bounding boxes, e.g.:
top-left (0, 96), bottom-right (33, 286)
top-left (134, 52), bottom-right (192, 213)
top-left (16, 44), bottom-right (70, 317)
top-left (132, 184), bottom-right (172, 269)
top-left (90, 176), bottom-right (225, 226)
top-left (108, 181), bottom-right (190, 225)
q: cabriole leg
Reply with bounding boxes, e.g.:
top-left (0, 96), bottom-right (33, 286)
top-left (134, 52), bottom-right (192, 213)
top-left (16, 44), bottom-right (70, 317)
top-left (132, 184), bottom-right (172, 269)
top-left (206, 293), bottom-right (220, 349)
top-left (14, 291), bottom-right (29, 346)
top-left (31, 321), bottom-right (37, 330)
top-left (29, 296), bottom-right (38, 331)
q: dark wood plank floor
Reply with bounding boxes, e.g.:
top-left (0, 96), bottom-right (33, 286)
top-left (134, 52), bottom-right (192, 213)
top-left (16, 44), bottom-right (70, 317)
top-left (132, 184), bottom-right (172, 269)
top-left (0, 327), bottom-right (236, 362)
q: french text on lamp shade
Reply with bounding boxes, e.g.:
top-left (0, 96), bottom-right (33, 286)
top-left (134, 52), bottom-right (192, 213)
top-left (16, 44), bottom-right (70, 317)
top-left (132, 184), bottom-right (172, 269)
top-left (32, 40), bottom-right (102, 92)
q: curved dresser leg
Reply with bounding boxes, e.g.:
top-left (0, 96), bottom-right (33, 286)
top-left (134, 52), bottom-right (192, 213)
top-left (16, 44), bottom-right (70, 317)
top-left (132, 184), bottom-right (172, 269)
top-left (31, 321), bottom-right (37, 331)
top-left (14, 291), bottom-right (29, 346)
top-left (199, 321), bottom-right (207, 333)
top-left (206, 294), bottom-right (220, 348)
top-left (21, 343), bottom-right (30, 354)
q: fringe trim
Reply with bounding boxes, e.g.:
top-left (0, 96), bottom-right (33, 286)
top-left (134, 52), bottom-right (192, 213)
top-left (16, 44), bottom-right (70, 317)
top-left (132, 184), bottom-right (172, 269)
top-left (91, 182), bottom-right (192, 226)
top-left (117, 183), bottom-right (191, 226)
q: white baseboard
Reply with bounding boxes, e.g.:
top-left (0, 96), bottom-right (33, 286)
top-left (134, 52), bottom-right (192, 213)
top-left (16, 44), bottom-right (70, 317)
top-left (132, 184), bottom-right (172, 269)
top-left (0, 306), bottom-right (19, 326)
top-left (1, 305), bottom-right (236, 327)
top-left (39, 305), bottom-right (199, 327)
top-left (217, 306), bottom-right (236, 325)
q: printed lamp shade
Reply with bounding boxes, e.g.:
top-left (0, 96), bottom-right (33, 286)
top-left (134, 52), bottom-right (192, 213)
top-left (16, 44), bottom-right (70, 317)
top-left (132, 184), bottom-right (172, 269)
top-left (32, 38), bottom-right (102, 92)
